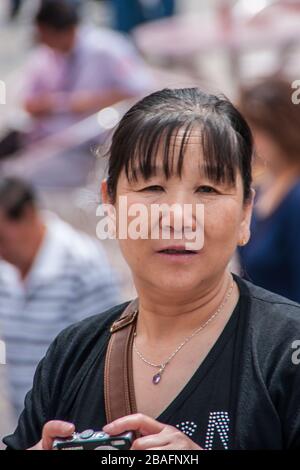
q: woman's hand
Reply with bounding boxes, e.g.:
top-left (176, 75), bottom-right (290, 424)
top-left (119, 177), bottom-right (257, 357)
top-left (28, 420), bottom-right (75, 450)
top-left (103, 413), bottom-right (202, 450)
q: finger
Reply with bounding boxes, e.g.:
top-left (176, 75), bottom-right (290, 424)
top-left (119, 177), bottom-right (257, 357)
top-left (42, 420), bottom-right (75, 450)
top-left (131, 432), bottom-right (170, 450)
top-left (103, 413), bottom-right (165, 437)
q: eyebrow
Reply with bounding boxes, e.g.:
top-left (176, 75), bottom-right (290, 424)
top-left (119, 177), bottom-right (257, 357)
top-left (127, 165), bottom-right (238, 192)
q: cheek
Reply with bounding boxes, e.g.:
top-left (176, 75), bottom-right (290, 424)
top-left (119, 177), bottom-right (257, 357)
top-left (115, 196), bottom-right (153, 239)
top-left (118, 238), bottom-right (155, 280)
top-left (204, 203), bottom-right (242, 243)
top-left (118, 238), bottom-right (146, 268)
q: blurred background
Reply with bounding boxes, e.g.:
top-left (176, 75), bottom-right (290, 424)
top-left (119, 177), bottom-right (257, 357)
top-left (1, 0), bottom-right (300, 448)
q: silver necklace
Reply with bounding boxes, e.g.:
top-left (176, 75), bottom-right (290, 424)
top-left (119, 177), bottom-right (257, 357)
top-left (133, 277), bottom-right (234, 385)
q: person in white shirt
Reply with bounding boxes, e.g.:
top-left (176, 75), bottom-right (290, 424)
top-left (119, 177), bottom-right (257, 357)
top-left (0, 177), bottom-right (121, 417)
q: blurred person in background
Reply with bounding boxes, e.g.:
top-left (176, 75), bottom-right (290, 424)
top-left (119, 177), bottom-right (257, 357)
top-left (0, 336), bottom-right (14, 449)
top-left (0, 0), bottom-right (152, 158)
top-left (9, 0), bottom-right (23, 20)
top-left (110, 0), bottom-right (175, 34)
top-left (0, 177), bottom-right (121, 417)
top-left (238, 77), bottom-right (300, 303)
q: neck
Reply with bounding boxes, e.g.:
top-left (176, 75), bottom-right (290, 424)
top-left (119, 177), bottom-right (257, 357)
top-left (18, 221), bottom-right (46, 280)
top-left (134, 271), bottom-right (237, 344)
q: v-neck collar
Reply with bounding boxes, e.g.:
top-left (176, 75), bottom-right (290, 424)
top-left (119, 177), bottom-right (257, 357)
top-left (155, 274), bottom-right (245, 422)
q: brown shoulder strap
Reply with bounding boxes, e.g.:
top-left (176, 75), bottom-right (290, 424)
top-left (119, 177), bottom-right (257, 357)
top-left (104, 299), bottom-right (139, 424)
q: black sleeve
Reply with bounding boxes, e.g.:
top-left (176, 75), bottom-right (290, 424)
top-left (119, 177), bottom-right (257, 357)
top-left (278, 346), bottom-right (300, 448)
top-left (268, 323), bottom-right (300, 449)
top-left (2, 303), bottom-right (128, 450)
top-left (3, 336), bottom-right (59, 450)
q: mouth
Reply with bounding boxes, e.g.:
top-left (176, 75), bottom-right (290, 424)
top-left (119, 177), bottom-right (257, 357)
top-left (157, 246), bottom-right (198, 256)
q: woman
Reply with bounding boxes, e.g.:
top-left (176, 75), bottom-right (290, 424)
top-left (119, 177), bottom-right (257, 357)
top-left (3, 88), bottom-right (300, 450)
top-left (238, 77), bottom-right (300, 303)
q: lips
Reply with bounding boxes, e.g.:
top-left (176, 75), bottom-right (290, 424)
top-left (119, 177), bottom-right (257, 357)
top-left (157, 246), bottom-right (197, 255)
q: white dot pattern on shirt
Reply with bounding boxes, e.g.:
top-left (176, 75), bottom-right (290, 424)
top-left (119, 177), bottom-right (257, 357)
top-left (176, 421), bottom-right (198, 438)
top-left (205, 411), bottom-right (230, 450)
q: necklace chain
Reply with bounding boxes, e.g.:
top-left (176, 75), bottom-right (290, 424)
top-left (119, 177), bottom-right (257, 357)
top-left (133, 277), bottom-right (235, 380)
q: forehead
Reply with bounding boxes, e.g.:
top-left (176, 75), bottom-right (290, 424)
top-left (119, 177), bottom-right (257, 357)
top-left (130, 129), bottom-right (231, 183)
top-left (114, 121), bottom-right (242, 194)
top-left (126, 131), bottom-right (243, 191)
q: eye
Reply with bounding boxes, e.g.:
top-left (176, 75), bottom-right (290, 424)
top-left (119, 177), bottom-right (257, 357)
top-left (139, 185), bottom-right (164, 192)
top-left (196, 185), bottom-right (219, 194)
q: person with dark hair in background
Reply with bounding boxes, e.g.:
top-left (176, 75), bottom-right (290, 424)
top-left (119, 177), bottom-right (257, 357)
top-left (0, 177), bottom-right (121, 418)
top-left (3, 88), bottom-right (300, 450)
top-left (9, 0), bottom-right (82, 21)
top-left (0, 0), bottom-right (152, 158)
top-left (238, 77), bottom-right (300, 303)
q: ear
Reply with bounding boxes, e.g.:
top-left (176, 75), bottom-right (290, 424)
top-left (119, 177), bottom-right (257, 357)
top-left (101, 179), bottom-right (109, 205)
top-left (238, 188), bottom-right (255, 246)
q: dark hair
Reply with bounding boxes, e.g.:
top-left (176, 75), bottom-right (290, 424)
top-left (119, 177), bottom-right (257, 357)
top-left (239, 76), bottom-right (300, 163)
top-left (0, 178), bottom-right (36, 220)
top-left (35, 0), bottom-right (79, 31)
top-left (106, 87), bottom-right (253, 203)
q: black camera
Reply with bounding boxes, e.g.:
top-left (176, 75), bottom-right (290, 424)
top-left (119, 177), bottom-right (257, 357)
top-left (52, 429), bottom-right (133, 450)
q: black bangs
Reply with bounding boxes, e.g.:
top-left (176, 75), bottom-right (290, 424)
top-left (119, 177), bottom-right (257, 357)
top-left (125, 116), bottom-right (239, 186)
top-left (125, 118), bottom-right (195, 182)
top-left (106, 88), bottom-right (253, 202)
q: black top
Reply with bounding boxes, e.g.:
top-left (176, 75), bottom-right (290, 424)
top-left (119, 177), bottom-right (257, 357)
top-left (4, 274), bottom-right (300, 450)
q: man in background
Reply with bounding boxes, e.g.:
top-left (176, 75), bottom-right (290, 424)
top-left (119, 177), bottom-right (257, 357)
top-left (0, 336), bottom-right (14, 449)
top-left (0, 177), bottom-right (121, 417)
top-left (25, 0), bottom-right (151, 141)
top-left (0, 0), bottom-right (152, 158)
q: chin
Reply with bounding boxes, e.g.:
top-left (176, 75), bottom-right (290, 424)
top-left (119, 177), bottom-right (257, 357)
top-left (152, 275), bottom-right (201, 295)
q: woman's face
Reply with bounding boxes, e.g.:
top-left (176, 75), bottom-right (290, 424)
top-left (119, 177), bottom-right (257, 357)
top-left (102, 134), bottom-right (253, 296)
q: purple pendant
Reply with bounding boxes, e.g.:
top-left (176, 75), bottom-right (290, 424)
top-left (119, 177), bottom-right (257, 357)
top-left (152, 373), bottom-right (162, 385)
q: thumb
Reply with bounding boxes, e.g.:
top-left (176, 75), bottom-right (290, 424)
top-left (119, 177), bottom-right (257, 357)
top-left (41, 420), bottom-right (75, 450)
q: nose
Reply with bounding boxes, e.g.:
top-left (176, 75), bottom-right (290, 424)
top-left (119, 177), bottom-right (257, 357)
top-left (159, 191), bottom-right (198, 234)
